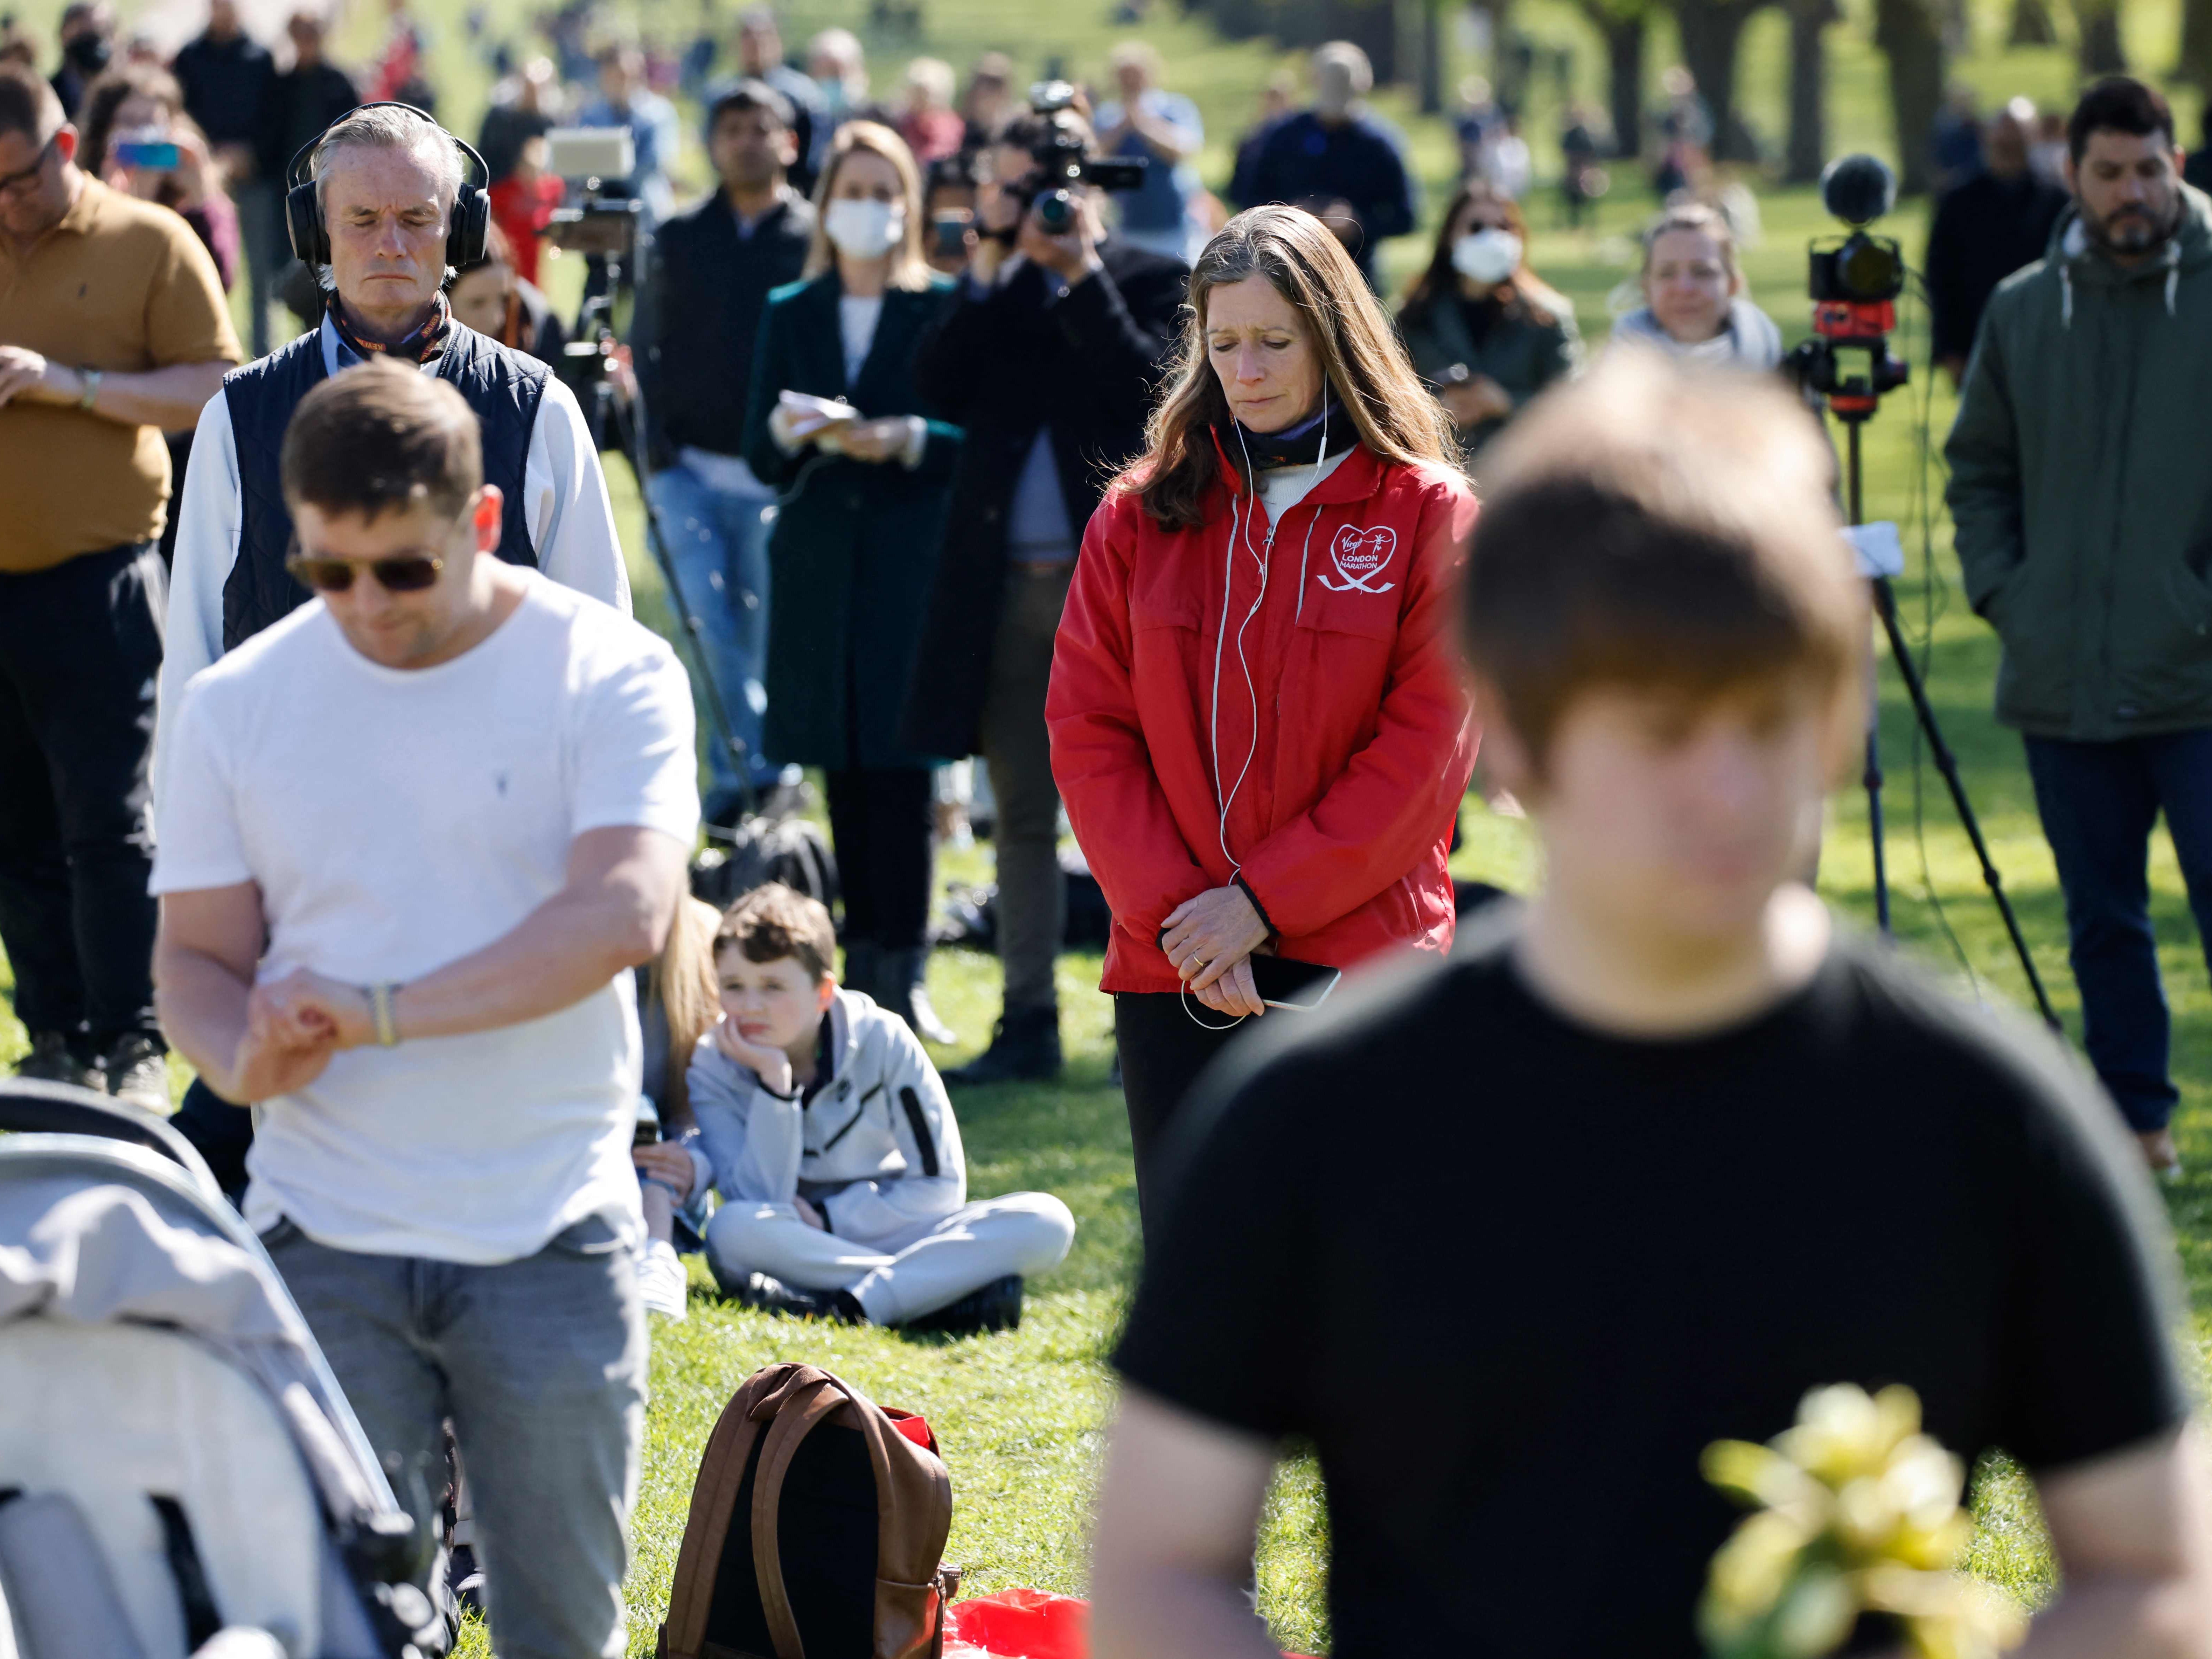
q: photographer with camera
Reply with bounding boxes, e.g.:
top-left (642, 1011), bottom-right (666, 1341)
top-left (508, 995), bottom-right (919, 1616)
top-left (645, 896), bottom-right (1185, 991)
top-left (905, 88), bottom-right (1186, 1083)
top-left (635, 78), bottom-right (814, 822)
top-left (1947, 77), bottom-right (2212, 1181)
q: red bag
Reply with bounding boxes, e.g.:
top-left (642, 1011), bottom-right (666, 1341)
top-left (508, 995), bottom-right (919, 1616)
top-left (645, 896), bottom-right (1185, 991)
top-left (943, 1590), bottom-right (1316, 1659)
top-left (944, 1590), bottom-right (1087, 1659)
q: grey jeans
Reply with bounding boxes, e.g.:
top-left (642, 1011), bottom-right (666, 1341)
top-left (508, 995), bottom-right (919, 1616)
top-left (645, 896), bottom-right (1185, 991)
top-left (263, 1214), bottom-right (647, 1659)
top-left (980, 562), bottom-right (1073, 1013)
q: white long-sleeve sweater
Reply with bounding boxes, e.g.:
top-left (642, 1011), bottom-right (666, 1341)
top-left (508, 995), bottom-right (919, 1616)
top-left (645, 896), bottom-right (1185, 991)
top-left (685, 988), bottom-right (967, 1248)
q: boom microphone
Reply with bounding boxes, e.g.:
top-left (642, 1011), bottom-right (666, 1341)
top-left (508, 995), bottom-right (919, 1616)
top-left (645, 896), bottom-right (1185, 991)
top-left (1820, 154), bottom-right (1897, 227)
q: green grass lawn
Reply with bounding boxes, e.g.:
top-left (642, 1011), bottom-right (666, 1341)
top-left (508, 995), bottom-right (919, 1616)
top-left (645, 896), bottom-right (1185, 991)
top-left (11, 0), bottom-right (2212, 1645)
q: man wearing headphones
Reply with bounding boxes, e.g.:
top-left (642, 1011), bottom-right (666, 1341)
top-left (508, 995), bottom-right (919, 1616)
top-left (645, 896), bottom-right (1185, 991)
top-left (159, 102), bottom-right (629, 1197)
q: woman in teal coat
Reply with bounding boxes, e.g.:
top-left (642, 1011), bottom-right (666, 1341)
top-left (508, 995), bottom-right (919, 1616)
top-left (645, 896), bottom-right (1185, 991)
top-left (742, 120), bottom-right (960, 1034)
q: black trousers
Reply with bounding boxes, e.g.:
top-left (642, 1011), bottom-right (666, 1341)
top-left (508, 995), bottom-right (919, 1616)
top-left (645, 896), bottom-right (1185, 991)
top-left (823, 767), bottom-right (933, 952)
top-left (1114, 991), bottom-right (1255, 1225)
top-left (0, 544), bottom-right (164, 1056)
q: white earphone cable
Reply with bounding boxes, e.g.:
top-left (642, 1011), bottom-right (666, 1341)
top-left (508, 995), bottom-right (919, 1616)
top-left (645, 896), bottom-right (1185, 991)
top-left (1184, 403), bottom-right (1332, 1032)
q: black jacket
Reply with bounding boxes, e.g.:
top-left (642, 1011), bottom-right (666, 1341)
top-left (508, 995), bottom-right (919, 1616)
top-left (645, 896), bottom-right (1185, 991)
top-left (636, 188), bottom-right (815, 465)
top-left (1925, 168), bottom-right (2068, 364)
top-left (221, 326), bottom-right (546, 651)
top-left (172, 31), bottom-right (274, 153)
top-left (901, 239), bottom-right (1186, 757)
top-left (260, 61), bottom-right (361, 183)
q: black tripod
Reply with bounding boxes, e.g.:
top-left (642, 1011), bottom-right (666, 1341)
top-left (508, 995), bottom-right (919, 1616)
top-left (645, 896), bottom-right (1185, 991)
top-left (1830, 406), bottom-right (2061, 1031)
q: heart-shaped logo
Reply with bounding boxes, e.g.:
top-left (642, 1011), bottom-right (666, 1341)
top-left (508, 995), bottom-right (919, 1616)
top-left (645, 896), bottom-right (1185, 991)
top-left (1318, 525), bottom-right (1399, 593)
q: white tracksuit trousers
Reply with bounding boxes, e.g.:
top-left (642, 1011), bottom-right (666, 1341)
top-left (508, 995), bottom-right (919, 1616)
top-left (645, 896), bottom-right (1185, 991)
top-left (704, 1191), bottom-right (1074, 1325)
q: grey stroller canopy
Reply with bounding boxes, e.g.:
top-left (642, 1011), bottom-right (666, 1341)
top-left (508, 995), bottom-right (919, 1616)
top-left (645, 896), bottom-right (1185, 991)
top-left (0, 1083), bottom-right (438, 1659)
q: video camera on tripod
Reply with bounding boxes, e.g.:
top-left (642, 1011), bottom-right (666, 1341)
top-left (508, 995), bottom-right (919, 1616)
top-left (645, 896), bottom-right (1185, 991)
top-left (982, 80), bottom-right (1146, 240)
top-left (1787, 154), bottom-right (2059, 1030)
top-left (1786, 155), bottom-right (1910, 418)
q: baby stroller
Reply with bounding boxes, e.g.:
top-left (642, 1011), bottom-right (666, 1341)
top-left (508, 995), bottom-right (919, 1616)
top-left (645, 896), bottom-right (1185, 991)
top-left (0, 1080), bottom-right (442, 1659)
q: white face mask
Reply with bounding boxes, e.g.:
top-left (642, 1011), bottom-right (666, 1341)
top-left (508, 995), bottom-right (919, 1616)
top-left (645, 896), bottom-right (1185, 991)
top-left (824, 198), bottom-right (905, 259)
top-left (1451, 227), bottom-right (1522, 286)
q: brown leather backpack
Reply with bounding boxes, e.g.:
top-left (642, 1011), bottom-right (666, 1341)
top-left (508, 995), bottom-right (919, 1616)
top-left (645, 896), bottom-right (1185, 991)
top-left (658, 1363), bottom-right (958, 1659)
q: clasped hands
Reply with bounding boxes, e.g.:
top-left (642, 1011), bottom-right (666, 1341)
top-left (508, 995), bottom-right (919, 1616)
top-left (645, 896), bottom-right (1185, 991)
top-left (1159, 884), bottom-right (1270, 1019)
top-left (219, 969), bottom-right (374, 1102)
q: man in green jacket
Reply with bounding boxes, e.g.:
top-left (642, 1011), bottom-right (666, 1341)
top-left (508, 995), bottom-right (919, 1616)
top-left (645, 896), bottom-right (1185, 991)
top-left (1947, 76), bottom-right (2212, 1179)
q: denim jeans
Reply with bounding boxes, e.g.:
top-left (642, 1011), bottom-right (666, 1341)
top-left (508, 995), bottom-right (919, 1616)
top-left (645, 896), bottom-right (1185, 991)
top-left (263, 1214), bottom-right (647, 1659)
top-left (645, 459), bottom-right (777, 799)
top-left (2023, 730), bottom-right (2212, 1132)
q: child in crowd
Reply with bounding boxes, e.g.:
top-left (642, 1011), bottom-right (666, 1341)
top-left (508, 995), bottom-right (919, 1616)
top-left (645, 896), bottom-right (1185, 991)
top-left (1092, 353), bottom-right (2209, 1658)
top-left (689, 884), bottom-right (1075, 1334)
top-left (630, 895), bottom-right (724, 1320)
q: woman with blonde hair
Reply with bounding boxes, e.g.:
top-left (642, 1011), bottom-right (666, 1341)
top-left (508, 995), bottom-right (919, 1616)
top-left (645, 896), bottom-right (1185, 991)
top-left (1395, 180), bottom-right (1581, 458)
top-left (1048, 204), bottom-right (1479, 1211)
top-left (628, 895), bottom-right (724, 1318)
top-left (1611, 201), bottom-right (1785, 367)
top-left (741, 120), bottom-right (961, 1040)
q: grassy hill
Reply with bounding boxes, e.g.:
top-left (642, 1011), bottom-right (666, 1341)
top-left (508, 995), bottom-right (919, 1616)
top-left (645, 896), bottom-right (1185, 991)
top-left (9, 0), bottom-right (2212, 1649)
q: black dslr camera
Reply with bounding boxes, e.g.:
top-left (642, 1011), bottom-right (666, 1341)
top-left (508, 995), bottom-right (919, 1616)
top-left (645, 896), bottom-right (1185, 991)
top-left (1786, 154), bottom-right (1909, 417)
top-left (988, 79), bottom-right (1147, 238)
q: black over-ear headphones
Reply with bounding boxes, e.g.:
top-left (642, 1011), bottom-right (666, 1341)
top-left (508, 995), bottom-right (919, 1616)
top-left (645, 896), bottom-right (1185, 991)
top-left (285, 101), bottom-right (493, 270)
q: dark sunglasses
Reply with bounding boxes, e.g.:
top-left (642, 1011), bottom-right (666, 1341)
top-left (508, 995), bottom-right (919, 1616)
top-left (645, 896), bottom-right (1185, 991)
top-left (285, 552), bottom-right (446, 594)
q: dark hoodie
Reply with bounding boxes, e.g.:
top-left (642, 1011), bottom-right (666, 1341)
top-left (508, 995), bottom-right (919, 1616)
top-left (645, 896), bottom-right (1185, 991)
top-left (1947, 185), bottom-right (2212, 741)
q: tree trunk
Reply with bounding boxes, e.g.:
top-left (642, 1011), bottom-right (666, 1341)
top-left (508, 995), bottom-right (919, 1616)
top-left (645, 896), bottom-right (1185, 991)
top-left (2074, 0), bottom-right (2126, 72)
top-left (1873, 0), bottom-right (1945, 196)
top-left (1597, 6), bottom-right (1648, 158)
top-left (2182, 0), bottom-right (2212, 85)
top-left (1785, 0), bottom-right (1839, 183)
top-left (1322, 0), bottom-right (1401, 83)
top-left (1417, 0), bottom-right (1444, 113)
top-left (2007, 0), bottom-right (2058, 46)
top-left (1671, 0), bottom-right (1767, 164)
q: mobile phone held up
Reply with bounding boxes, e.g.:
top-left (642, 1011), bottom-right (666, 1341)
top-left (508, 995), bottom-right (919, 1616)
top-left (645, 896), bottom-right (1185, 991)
top-left (1248, 955), bottom-right (1341, 1011)
top-left (114, 139), bottom-right (181, 172)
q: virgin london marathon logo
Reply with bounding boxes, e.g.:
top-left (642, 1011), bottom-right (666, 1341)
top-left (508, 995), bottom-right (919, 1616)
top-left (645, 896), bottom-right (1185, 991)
top-left (1317, 524), bottom-right (1398, 594)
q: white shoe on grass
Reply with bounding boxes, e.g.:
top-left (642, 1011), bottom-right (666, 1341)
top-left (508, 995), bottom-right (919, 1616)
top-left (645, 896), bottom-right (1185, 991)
top-left (637, 1239), bottom-right (689, 1321)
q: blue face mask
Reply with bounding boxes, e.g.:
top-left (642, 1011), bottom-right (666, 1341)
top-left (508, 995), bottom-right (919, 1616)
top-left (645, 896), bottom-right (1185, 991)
top-left (817, 77), bottom-right (849, 114)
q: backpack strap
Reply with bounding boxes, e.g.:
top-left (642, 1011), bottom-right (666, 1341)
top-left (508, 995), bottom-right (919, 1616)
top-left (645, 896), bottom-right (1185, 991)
top-left (843, 1390), bottom-right (953, 1658)
top-left (663, 1369), bottom-right (790, 1659)
top-left (748, 1378), bottom-right (849, 1659)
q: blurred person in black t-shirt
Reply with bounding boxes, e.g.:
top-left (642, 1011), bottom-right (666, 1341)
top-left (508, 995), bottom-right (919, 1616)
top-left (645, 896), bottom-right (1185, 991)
top-left (172, 0), bottom-right (277, 353)
top-left (48, 0), bottom-right (112, 117)
top-left (1094, 352), bottom-right (2212, 1659)
top-left (259, 14), bottom-right (358, 202)
top-left (1925, 96), bottom-right (2067, 387)
top-left (732, 5), bottom-right (825, 196)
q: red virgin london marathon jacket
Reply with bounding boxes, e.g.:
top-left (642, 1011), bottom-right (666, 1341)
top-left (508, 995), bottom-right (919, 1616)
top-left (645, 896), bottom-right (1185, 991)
top-left (1047, 440), bottom-right (1480, 995)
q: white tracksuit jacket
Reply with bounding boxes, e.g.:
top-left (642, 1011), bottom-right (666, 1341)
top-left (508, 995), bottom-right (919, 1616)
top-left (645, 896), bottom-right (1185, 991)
top-left (684, 989), bottom-right (967, 1249)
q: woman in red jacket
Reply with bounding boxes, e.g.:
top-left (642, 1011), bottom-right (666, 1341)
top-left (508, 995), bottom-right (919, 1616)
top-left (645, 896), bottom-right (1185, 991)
top-left (1048, 204), bottom-right (1479, 1210)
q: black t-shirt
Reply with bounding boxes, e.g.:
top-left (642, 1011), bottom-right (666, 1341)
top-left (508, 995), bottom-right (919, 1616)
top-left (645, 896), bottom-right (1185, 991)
top-left (1114, 922), bottom-right (2187, 1659)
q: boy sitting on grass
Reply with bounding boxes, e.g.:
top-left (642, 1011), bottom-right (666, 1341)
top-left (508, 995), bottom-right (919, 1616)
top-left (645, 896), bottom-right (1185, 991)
top-left (688, 883), bottom-right (1075, 1335)
top-left (1093, 354), bottom-right (2212, 1659)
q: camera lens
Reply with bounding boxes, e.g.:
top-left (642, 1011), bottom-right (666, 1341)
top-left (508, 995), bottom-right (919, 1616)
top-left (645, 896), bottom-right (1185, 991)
top-left (1036, 188), bottom-right (1077, 234)
top-left (1837, 233), bottom-right (1903, 300)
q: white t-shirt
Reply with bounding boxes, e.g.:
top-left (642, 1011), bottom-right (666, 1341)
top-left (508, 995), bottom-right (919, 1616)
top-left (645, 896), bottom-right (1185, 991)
top-left (151, 573), bottom-right (700, 1265)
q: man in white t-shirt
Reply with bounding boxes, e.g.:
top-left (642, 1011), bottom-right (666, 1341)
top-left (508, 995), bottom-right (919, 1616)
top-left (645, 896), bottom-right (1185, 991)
top-left (151, 361), bottom-right (697, 1659)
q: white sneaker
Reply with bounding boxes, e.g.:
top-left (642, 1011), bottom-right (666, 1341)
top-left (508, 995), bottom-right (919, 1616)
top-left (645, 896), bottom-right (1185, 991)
top-left (637, 1239), bottom-right (689, 1321)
